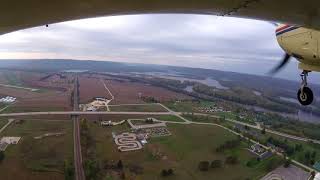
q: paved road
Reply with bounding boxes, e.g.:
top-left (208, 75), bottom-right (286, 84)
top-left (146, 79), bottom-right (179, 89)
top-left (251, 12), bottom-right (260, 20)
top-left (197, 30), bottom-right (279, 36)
top-left (73, 76), bottom-right (85, 180)
top-left (158, 103), bottom-right (191, 123)
top-left (0, 111), bottom-right (173, 116)
top-left (0, 109), bottom-right (319, 145)
top-left (73, 115), bottom-right (85, 180)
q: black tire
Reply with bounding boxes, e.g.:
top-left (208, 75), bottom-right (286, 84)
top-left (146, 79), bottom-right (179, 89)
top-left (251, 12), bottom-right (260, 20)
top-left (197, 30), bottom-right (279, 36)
top-left (297, 87), bottom-right (313, 106)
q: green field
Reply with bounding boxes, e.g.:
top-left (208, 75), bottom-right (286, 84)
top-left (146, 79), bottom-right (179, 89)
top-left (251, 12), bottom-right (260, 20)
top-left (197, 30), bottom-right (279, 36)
top-left (84, 120), bottom-right (282, 180)
top-left (164, 101), bottom-right (196, 112)
top-left (205, 115), bottom-right (320, 171)
top-left (265, 133), bottom-right (320, 168)
top-left (0, 120), bottom-right (73, 180)
top-left (109, 104), bottom-right (168, 112)
top-left (130, 115), bottom-right (185, 124)
top-left (155, 115), bottom-right (185, 122)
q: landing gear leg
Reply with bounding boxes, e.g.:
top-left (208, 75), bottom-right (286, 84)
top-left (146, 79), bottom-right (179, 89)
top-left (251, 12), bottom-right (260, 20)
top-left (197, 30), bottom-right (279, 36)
top-left (297, 70), bottom-right (313, 106)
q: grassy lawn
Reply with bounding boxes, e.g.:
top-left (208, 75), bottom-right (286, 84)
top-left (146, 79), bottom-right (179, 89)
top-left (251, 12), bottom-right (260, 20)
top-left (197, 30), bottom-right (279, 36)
top-left (183, 113), bottom-right (319, 167)
top-left (109, 104), bottom-right (168, 112)
top-left (264, 133), bottom-right (320, 167)
top-left (164, 100), bottom-right (218, 113)
top-left (129, 115), bottom-right (185, 124)
top-left (155, 115), bottom-right (185, 122)
top-left (85, 120), bottom-right (281, 180)
top-left (0, 120), bottom-right (73, 180)
top-left (163, 101), bottom-right (194, 112)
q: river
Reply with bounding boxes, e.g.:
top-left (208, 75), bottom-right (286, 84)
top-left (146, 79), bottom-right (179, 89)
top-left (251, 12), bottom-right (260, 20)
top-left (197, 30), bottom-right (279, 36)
top-left (151, 75), bottom-right (229, 90)
top-left (243, 104), bottom-right (320, 124)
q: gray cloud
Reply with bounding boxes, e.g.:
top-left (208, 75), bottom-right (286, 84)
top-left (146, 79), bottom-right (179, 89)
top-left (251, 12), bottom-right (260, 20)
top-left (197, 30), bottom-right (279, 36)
top-left (0, 14), bottom-right (318, 82)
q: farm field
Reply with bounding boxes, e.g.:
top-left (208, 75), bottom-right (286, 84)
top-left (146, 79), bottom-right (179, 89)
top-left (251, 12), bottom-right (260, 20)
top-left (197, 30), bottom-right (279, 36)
top-left (0, 88), bottom-right (71, 113)
top-left (83, 120), bottom-right (282, 180)
top-left (109, 104), bottom-right (168, 112)
top-left (0, 70), bottom-right (72, 113)
top-left (80, 114), bottom-right (184, 123)
top-left (107, 80), bottom-right (191, 104)
top-left (0, 120), bottom-right (73, 180)
top-left (189, 114), bottom-right (320, 172)
top-left (78, 76), bottom-right (113, 103)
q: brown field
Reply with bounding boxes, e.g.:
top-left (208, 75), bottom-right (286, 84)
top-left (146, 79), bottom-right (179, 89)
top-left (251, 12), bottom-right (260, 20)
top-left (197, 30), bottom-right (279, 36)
top-left (4, 115), bottom-right (72, 121)
top-left (109, 104), bottom-right (168, 112)
top-left (106, 80), bottom-right (191, 104)
top-left (79, 114), bottom-right (154, 122)
top-left (78, 76), bottom-right (112, 104)
top-left (0, 71), bottom-right (190, 112)
top-left (0, 70), bottom-right (73, 112)
top-left (0, 87), bottom-right (71, 113)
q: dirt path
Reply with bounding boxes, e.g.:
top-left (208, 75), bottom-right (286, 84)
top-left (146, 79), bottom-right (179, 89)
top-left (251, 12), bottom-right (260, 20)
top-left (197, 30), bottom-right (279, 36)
top-left (101, 80), bottom-right (114, 111)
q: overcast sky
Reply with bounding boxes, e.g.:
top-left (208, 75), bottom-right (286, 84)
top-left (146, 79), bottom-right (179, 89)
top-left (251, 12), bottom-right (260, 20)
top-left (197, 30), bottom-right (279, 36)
top-left (0, 14), bottom-right (317, 82)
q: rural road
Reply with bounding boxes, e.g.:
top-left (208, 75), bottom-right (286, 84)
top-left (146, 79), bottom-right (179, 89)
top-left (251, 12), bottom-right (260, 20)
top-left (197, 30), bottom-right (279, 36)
top-left (0, 110), bottom-right (319, 145)
top-left (0, 111), bottom-right (174, 116)
top-left (73, 115), bottom-right (85, 180)
top-left (73, 76), bottom-right (85, 180)
top-left (101, 79), bottom-right (114, 111)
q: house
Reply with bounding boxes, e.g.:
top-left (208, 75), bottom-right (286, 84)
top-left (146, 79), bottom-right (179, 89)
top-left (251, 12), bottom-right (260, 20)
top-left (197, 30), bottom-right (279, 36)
top-left (260, 151), bottom-right (273, 160)
top-left (101, 121), bottom-right (112, 126)
top-left (1, 137), bottom-right (21, 144)
top-left (0, 137), bottom-right (21, 151)
top-left (87, 106), bottom-right (97, 111)
top-left (251, 144), bottom-right (265, 153)
top-left (313, 161), bottom-right (320, 172)
top-left (95, 97), bottom-right (106, 101)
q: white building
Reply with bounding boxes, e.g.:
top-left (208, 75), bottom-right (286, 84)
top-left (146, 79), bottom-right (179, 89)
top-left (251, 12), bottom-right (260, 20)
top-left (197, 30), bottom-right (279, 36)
top-left (101, 121), bottom-right (112, 126)
top-left (0, 137), bottom-right (21, 151)
top-left (1, 137), bottom-right (21, 144)
top-left (87, 106), bottom-right (97, 111)
top-left (0, 96), bottom-right (16, 103)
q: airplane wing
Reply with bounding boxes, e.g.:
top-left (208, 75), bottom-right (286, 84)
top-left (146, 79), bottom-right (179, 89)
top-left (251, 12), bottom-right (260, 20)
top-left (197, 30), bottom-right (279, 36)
top-left (1, 0), bottom-right (319, 35)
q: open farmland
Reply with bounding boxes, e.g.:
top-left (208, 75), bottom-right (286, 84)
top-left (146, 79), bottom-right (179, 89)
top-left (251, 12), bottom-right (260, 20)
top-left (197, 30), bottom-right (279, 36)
top-left (0, 70), bottom-right (72, 113)
top-left (0, 88), bottom-right (71, 113)
top-left (78, 76), bottom-right (113, 104)
top-left (0, 120), bottom-right (73, 180)
top-left (79, 114), bottom-right (183, 122)
top-left (107, 80), bottom-right (191, 104)
top-left (109, 104), bottom-right (168, 112)
top-left (82, 120), bottom-right (282, 180)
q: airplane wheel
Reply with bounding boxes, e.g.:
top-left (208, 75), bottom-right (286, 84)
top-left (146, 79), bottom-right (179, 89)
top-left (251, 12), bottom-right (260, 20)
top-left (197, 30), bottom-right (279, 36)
top-left (297, 87), bottom-right (313, 106)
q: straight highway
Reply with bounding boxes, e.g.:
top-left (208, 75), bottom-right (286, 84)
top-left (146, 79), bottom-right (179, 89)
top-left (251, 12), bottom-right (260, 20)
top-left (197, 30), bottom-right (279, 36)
top-left (72, 76), bottom-right (85, 180)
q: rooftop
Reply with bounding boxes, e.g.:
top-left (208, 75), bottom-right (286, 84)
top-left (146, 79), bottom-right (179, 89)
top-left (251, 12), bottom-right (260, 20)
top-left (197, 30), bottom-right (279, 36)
top-left (314, 161), bottom-right (320, 171)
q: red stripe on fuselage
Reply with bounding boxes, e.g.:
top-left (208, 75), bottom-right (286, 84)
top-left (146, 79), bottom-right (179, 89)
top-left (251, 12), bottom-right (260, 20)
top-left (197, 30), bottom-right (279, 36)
top-left (276, 24), bottom-right (291, 32)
